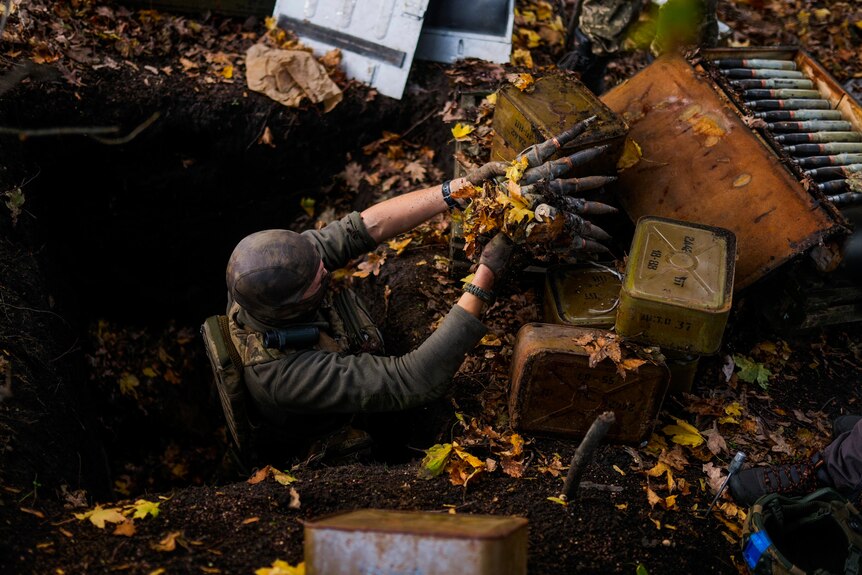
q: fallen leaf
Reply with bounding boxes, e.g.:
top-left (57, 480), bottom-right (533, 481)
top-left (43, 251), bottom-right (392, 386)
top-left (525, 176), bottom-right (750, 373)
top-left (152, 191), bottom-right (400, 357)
top-left (703, 424), bottom-right (728, 456)
top-left (386, 237), bottom-right (412, 255)
top-left (613, 464), bottom-right (626, 476)
top-left (255, 560), bottom-right (305, 575)
top-left (546, 496), bottom-right (568, 506)
top-left (617, 138), bottom-right (642, 170)
top-left (128, 499), bottom-right (161, 520)
top-left (289, 487), bottom-right (301, 509)
top-left (419, 443), bottom-right (453, 478)
top-left (300, 198), bottom-right (315, 218)
top-left (152, 531), bottom-right (181, 552)
top-left (118, 373), bottom-right (140, 397)
top-left (734, 354), bottom-right (771, 389)
top-left (451, 123), bottom-right (475, 141)
top-left (645, 486), bottom-right (662, 508)
top-left (662, 418), bottom-right (704, 448)
top-left (113, 520), bottom-right (136, 537)
top-left (75, 506), bottom-right (126, 529)
top-left (242, 517), bottom-right (260, 525)
top-left (272, 468), bottom-right (298, 486)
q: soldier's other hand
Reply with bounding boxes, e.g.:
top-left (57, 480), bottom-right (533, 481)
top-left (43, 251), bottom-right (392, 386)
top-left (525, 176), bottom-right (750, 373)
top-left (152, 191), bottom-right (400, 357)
top-left (478, 232), bottom-right (514, 279)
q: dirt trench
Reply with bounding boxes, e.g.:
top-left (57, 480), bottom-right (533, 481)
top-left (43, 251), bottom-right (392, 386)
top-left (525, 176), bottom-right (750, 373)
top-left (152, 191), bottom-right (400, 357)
top-left (0, 61), bottom-right (453, 503)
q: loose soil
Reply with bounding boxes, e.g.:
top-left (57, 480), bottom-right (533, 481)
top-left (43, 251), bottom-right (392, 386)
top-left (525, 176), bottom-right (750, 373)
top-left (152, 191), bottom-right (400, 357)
top-left (1, 2), bottom-right (862, 574)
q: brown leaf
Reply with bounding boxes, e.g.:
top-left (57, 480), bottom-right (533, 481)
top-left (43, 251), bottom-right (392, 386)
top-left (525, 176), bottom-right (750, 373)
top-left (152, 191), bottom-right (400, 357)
top-left (113, 520), bottom-right (136, 537)
top-left (241, 517), bottom-right (260, 525)
top-left (703, 423), bottom-right (728, 456)
top-left (289, 487), bottom-right (301, 509)
top-left (248, 465), bottom-right (271, 485)
top-left (645, 486), bottom-right (662, 508)
top-left (152, 531), bottom-right (181, 552)
top-left (501, 457), bottom-right (525, 478)
top-left (659, 446), bottom-right (689, 471)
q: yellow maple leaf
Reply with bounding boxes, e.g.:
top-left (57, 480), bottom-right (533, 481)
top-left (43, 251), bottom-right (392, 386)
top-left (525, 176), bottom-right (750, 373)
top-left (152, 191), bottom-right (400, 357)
top-left (220, 65), bottom-right (234, 79)
top-left (386, 237), bottom-right (412, 255)
top-left (75, 505), bottom-right (126, 529)
top-left (452, 443), bottom-right (485, 469)
top-left (510, 48), bottom-right (534, 68)
top-left (118, 373), bottom-right (139, 397)
top-left (856, 20), bottom-right (862, 31)
top-left (617, 138), bottom-right (642, 170)
top-left (518, 29), bottom-right (542, 48)
top-left (812, 8), bottom-right (830, 20)
top-left (662, 418), bottom-right (704, 447)
top-left (142, 367), bottom-right (157, 378)
top-left (505, 156), bottom-right (529, 183)
top-left (256, 560), bottom-right (305, 575)
top-left (128, 499), bottom-right (160, 520)
top-left (451, 123), bottom-right (475, 141)
top-left (496, 191), bottom-right (534, 226)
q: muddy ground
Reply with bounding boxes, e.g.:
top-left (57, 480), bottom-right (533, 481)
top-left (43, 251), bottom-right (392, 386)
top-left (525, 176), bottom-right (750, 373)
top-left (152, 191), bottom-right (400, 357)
top-left (1, 1), bottom-right (862, 574)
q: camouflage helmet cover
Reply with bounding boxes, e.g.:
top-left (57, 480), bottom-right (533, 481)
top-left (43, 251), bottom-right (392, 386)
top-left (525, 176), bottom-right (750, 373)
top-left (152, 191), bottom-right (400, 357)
top-left (226, 230), bottom-right (323, 324)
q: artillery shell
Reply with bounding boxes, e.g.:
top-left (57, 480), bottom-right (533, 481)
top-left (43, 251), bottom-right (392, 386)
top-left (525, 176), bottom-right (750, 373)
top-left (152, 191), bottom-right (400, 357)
top-left (723, 69), bottom-right (805, 79)
top-left (520, 145), bottom-right (610, 186)
top-left (826, 191), bottom-right (862, 207)
top-left (818, 180), bottom-right (848, 194)
top-left (746, 99), bottom-right (831, 110)
top-left (744, 89), bottom-right (822, 100)
top-left (756, 110), bottom-right (844, 121)
top-left (785, 143), bottom-right (862, 156)
top-left (768, 121), bottom-right (854, 132)
top-left (732, 79), bottom-right (815, 90)
top-left (805, 164), bottom-right (862, 180)
top-left (776, 132), bottom-right (862, 144)
top-left (797, 154), bottom-right (862, 168)
top-left (714, 58), bottom-right (797, 70)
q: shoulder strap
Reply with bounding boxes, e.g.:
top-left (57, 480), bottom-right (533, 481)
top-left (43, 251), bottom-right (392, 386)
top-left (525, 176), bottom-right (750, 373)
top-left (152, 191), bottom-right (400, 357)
top-left (218, 314), bottom-right (243, 372)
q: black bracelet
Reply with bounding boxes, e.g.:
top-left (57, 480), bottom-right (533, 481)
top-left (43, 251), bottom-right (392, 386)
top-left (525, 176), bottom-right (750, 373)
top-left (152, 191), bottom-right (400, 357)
top-left (463, 282), bottom-right (495, 305)
top-left (441, 180), bottom-right (460, 211)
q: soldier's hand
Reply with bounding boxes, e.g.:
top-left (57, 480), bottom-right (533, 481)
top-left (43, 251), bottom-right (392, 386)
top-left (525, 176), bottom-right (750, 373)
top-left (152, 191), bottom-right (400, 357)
top-left (478, 232), bottom-right (514, 279)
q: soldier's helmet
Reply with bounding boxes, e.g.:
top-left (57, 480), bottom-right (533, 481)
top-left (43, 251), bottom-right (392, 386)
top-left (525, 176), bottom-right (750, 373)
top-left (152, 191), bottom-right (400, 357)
top-left (226, 230), bottom-right (324, 325)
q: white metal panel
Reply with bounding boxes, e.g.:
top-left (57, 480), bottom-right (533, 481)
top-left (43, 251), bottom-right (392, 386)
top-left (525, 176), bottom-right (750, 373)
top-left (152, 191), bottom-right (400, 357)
top-left (415, 0), bottom-right (514, 64)
top-left (273, 0), bottom-right (430, 99)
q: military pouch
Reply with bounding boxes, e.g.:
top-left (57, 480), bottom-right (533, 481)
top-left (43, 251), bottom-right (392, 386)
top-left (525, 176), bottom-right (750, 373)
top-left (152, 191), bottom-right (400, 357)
top-left (742, 487), bottom-right (862, 575)
top-left (201, 315), bottom-right (250, 451)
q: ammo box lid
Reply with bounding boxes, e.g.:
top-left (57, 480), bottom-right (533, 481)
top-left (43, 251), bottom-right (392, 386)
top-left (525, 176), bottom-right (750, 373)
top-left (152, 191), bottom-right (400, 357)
top-left (624, 216), bottom-right (736, 311)
top-left (306, 509), bottom-right (528, 540)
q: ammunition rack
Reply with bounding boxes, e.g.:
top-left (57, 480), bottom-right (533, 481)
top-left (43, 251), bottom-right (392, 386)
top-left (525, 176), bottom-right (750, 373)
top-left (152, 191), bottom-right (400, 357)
top-left (699, 47), bottom-right (862, 207)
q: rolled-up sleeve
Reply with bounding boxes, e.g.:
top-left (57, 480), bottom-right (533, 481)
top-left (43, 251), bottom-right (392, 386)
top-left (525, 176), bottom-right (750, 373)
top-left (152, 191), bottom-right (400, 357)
top-left (302, 211), bottom-right (377, 270)
top-left (245, 305), bottom-right (488, 413)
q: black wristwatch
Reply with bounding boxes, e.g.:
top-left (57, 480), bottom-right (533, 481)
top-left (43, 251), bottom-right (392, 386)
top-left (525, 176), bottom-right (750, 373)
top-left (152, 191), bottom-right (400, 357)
top-left (463, 282), bottom-right (495, 305)
top-left (441, 180), bottom-right (461, 211)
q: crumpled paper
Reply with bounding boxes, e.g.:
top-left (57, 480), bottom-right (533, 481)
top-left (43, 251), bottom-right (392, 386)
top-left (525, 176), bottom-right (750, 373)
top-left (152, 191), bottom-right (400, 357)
top-left (245, 44), bottom-right (342, 112)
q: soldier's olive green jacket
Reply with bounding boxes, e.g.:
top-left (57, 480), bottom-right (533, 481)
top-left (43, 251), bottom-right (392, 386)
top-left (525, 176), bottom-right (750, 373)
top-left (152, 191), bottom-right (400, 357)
top-left (227, 212), bottom-right (488, 429)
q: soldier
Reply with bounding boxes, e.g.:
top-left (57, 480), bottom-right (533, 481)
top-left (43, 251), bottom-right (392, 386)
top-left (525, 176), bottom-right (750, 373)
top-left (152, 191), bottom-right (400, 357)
top-left (560, 0), bottom-right (718, 94)
top-left (730, 415), bottom-right (862, 507)
top-left (208, 128), bottom-right (614, 465)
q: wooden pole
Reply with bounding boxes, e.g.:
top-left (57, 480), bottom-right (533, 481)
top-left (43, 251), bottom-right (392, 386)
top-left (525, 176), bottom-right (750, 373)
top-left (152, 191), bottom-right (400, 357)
top-left (560, 411), bottom-right (616, 501)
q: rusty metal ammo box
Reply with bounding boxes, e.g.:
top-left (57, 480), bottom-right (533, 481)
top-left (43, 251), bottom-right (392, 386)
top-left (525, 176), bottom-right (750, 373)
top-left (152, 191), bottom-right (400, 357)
top-left (615, 216), bottom-right (736, 355)
top-left (304, 509), bottom-right (528, 575)
top-left (601, 51), bottom-right (850, 290)
top-left (543, 264), bottom-right (621, 328)
top-left (509, 323), bottom-right (669, 444)
top-left (492, 73), bottom-right (628, 174)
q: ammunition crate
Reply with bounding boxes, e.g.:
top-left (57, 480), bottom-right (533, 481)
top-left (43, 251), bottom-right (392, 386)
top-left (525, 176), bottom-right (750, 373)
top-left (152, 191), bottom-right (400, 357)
top-left (542, 264), bottom-right (621, 328)
top-left (601, 50), bottom-right (852, 290)
top-left (509, 323), bottom-right (669, 444)
top-left (615, 216), bottom-right (736, 356)
top-left (305, 509), bottom-right (528, 575)
top-left (492, 73), bottom-right (628, 175)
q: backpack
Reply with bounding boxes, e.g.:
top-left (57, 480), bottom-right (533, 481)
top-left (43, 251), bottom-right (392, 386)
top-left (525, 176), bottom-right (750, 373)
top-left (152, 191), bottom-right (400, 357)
top-left (201, 315), bottom-right (251, 453)
top-left (741, 488), bottom-right (862, 575)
